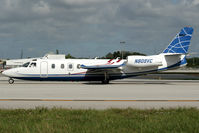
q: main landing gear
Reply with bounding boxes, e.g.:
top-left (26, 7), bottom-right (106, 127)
top-left (8, 78), bottom-right (14, 84)
top-left (102, 79), bottom-right (109, 84)
top-left (101, 72), bottom-right (109, 84)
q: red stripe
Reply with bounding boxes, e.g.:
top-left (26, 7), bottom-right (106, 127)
top-left (108, 59), bottom-right (113, 63)
top-left (117, 59), bottom-right (121, 63)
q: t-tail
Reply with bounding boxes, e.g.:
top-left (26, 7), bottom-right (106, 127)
top-left (163, 27), bottom-right (194, 54)
top-left (161, 27), bottom-right (194, 69)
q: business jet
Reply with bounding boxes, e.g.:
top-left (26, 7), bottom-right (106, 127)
top-left (2, 27), bottom-right (194, 84)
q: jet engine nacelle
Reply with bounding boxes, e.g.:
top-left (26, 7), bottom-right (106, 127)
top-left (127, 55), bottom-right (162, 67)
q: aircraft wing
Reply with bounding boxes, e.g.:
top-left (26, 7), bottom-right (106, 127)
top-left (80, 62), bottom-right (125, 70)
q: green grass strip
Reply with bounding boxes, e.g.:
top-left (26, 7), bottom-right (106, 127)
top-left (0, 108), bottom-right (199, 133)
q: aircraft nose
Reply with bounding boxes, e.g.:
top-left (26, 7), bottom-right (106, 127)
top-left (2, 70), bottom-right (8, 76)
top-left (2, 69), bottom-right (14, 77)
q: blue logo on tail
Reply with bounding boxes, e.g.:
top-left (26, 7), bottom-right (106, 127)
top-left (163, 27), bottom-right (194, 54)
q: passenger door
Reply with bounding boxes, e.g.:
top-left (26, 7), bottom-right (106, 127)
top-left (40, 61), bottom-right (48, 78)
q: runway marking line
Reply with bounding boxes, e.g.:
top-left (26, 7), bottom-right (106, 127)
top-left (0, 99), bottom-right (199, 102)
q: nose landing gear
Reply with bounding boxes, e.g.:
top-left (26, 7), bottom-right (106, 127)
top-left (8, 78), bottom-right (14, 84)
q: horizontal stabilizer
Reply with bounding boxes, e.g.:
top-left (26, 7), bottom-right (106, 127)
top-left (163, 53), bottom-right (183, 56)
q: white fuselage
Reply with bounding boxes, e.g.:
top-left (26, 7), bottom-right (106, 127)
top-left (2, 54), bottom-right (186, 81)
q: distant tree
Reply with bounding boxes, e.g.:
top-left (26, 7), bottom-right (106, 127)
top-left (113, 51), bottom-right (121, 58)
top-left (102, 51), bottom-right (146, 59)
top-left (186, 57), bottom-right (199, 68)
top-left (106, 52), bottom-right (114, 59)
top-left (65, 54), bottom-right (75, 59)
top-left (123, 51), bottom-right (145, 59)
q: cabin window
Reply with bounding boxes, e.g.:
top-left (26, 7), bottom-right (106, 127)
top-left (61, 64), bottom-right (64, 69)
top-left (22, 62), bottom-right (30, 67)
top-left (77, 64), bottom-right (81, 69)
top-left (69, 64), bottom-right (73, 69)
top-left (52, 64), bottom-right (55, 69)
top-left (30, 62), bottom-right (36, 67)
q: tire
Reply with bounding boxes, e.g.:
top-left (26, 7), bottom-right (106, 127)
top-left (102, 79), bottom-right (109, 84)
top-left (8, 78), bottom-right (14, 84)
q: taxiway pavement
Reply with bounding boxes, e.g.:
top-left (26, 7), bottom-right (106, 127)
top-left (0, 77), bottom-right (199, 109)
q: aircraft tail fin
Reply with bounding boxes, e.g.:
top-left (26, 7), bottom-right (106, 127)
top-left (162, 27), bottom-right (194, 54)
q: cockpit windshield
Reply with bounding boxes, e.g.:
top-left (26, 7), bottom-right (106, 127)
top-left (22, 62), bottom-right (30, 67)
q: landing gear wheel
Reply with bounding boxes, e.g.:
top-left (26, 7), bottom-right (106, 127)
top-left (8, 78), bottom-right (14, 84)
top-left (102, 79), bottom-right (109, 84)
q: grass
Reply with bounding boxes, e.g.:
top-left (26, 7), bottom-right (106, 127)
top-left (0, 108), bottom-right (199, 133)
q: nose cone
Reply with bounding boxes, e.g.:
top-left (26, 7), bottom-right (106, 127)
top-left (2, 69), bottom-right (15, 77)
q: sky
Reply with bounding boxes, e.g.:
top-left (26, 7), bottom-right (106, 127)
top-left (0, 0), bottom-right (199, 59)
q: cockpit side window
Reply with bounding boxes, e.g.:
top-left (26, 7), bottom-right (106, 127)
top-left (29, 62), bottom-right (37, 67)
top-left (22, 62), bottom-right (30, 67)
